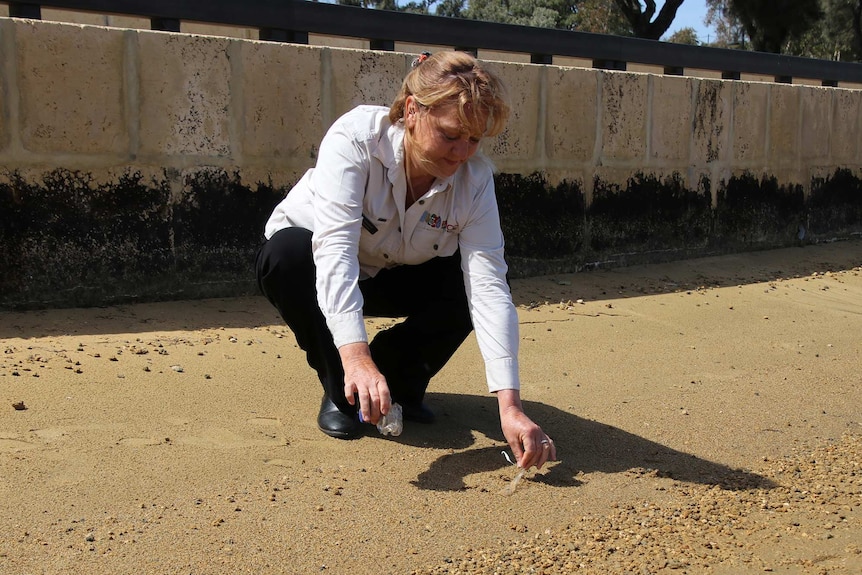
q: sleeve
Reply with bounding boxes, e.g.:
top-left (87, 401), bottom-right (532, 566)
top-left (309, 119), bottom-right (370, 348)
top-left (458, 177), bottom-right (521, 392)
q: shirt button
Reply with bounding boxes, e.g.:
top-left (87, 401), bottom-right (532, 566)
top-left (383, 253), bottom-right (389, 259)
top-left (398, 226), bottom-right (401, 232)
top-left (433, 244), bottom-right (438, 250)
top-left (418, 200), bottom-right (425, 205)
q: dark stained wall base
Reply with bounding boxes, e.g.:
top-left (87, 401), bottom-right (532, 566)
top-left (1, 168), bottom-right (861, 310)
top-left (498, 170), bottom-right (860, 278)
top-left (808, 169), bottom-right (862, 239)
top-left (589, 173), bottom-right (712, 255)
top-left (0, 168), bottom-right (284, 310)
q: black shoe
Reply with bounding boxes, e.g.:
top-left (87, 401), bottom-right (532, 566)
top-left (400, 402), bottom-right (435, 424)
top-left (317, 395), bottom-right (360, 439)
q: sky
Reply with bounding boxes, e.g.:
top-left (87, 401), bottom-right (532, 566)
top-left (667, 0), bottom-right (717, 42)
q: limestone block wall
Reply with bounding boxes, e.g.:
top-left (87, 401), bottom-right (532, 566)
top-left (1, 18), bottom-right (860, 309)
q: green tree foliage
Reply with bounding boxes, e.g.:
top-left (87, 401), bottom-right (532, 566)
top-left (335, 0), bottom-right (862, 60)
top-left (666, 26), bottom-right (700, 45)
top-left (464, 0), bottom-right (575, 28)
top-left (434, 0), bottom-right (467, 16)
top-left (709, 0), bottom-right (861, 59)
top-left (337, 0), bottom-right (398, 8)
top-left (572, 0), bottom-right (632, 35)
top-left (729, 0), bottom-right (823, 53)
top-left (398, 0), bottom-right (437, 13)
top-left (461, 0), bottom-right (684, 38)
top-left (855, 0), bottom-right (862, 55)
top-left (341, 0), bottom-right (684, 39)
top-left (792, 0), bottom-right (862, 59)
top-left (704, 0), bottom-right (747, 48)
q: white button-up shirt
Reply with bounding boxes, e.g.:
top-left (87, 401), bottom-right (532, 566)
top-left (265, 106), bottom-right (519, 392)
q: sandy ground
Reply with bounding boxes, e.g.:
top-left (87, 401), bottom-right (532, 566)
top-left (1, 240), bottom-right (861, 575)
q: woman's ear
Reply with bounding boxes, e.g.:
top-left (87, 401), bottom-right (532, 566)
top-left (404, 95), bottom-right (417, 128)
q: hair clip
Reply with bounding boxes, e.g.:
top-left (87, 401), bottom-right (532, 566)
top-left (411, 51), bottom-right (431, 68)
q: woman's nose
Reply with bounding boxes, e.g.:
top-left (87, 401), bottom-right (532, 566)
top-left (452, 139), bottom-right (472, 159)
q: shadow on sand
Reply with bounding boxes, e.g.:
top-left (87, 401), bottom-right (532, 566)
top-left (2, 239), bottom-right (859, 339)
top-left (390, 392), bottom-right (774, 493)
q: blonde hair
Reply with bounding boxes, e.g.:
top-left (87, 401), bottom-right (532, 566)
top-left (389, 51), bottom-right (510, 139)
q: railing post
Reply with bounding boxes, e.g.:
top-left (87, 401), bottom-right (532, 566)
top-left (259, 28), bottom-right (308, 43)
top-left (370, 39), bottom-right (394, 51)
top-left (151, 18), bottom-right (181, 33)
top-left (8, 2), bottom-right (41, 18)
top-left (454, 47), bottom-right (478, 57)
top-left (531, 54), bottom-right (553, 65)
top-left (594, 59), bottom-right (626, 71)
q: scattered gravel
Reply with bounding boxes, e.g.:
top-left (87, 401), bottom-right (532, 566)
top-left (415, 434), bottom-right (862, 574)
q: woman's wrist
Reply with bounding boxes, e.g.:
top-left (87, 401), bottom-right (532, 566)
top-left (495, 388), bottom-right (523, 416)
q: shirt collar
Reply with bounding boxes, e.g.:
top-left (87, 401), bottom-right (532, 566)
top-left (371, 119), bottom-right (404, 182)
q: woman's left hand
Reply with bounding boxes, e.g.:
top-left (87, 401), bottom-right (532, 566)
top-left (496, 389), bottom-right (557, 470)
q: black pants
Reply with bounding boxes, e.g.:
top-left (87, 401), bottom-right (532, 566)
top-left (256, 227), bottom-right (474, 414)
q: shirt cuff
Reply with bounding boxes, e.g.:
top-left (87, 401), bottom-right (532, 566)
top-left (485, 357), bottom-right (520, 392)
top-left (326, 311), bottom-right (368, 348)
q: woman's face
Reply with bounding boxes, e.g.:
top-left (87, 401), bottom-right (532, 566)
top-left (405, 96), bottom-right (485, 180)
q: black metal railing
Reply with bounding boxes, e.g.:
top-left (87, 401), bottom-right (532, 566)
top-left (7, 0), bottom-right (862, 85)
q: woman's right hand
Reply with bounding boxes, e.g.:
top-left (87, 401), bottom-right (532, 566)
top-left (338, 342), bottom-right (391, 425)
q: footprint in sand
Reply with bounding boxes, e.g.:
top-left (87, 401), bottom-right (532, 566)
top-left (4, 426), bottom-right (116, 451)
top-left (116, 437), bottom-right (165, 447)
top-left (31, 424), bottom-right (124, 445)
top-left (20, 419), bottom-right (289, 450)
top-left (174, 418), bottom-right (288, 448)
top-left (32, 427), bottom-right (69, 442)
top-left (0, 436), bottom-right (38, 452)
top-left (247, 416), bottom-right (282, 427)
top-left (175, 428), bottom-right (282, 448)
